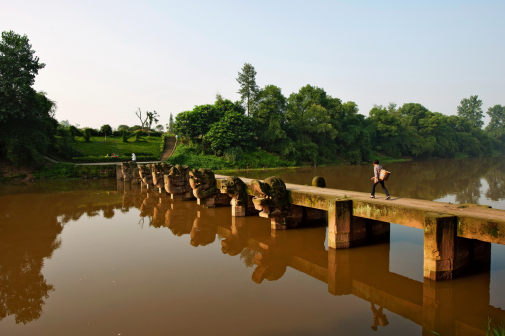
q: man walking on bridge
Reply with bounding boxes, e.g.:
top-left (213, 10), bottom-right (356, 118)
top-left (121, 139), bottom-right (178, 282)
top-left (371, 159), bottom-right (390, 200)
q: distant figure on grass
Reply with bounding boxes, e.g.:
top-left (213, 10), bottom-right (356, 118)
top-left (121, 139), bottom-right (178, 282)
top-left (132, 153), bottom-right (136, 162)
top-left (370, 159), bottom-right (390, 200)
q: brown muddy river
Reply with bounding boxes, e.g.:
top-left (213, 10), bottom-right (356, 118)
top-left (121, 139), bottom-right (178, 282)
top-left (0, 156), bottom-right (504, 335)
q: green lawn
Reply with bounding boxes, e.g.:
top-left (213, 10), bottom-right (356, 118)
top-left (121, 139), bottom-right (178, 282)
top-left (73, 136), bottom-right (163, 158)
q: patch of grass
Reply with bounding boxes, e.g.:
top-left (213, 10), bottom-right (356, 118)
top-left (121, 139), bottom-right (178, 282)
top-left (72, 136), bottom-right (163, 161)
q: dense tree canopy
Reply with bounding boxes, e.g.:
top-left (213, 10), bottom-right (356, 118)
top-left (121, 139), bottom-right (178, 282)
top-left (174, 67), bottom-right (502, 165)
top-left (0, 31), bottom-right (58, 166)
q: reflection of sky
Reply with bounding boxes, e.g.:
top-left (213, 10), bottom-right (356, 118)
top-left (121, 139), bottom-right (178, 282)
top-left (389, 224), bottom-right (424, 282)
top-left (491, 244), bottom-right (505, 310)
top-left (435, 178), bottom-right (505, 210)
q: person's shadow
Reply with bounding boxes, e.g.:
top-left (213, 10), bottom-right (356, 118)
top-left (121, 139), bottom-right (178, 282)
top-left (371, 303), bottom-right (389, 331)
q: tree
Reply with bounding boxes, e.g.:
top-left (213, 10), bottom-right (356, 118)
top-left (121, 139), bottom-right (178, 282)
top-left (167, 113), bottom-right (174, 134)
top-left (236, 63), bottom-right (259, 116)
top-left (285, 85), bottom-right (339, 164)
top-left (486, 105), bottom-right (505, 140)
top-left (0, 31), bottom-right (58, 166)
top-left (457, 95), bottom-right (484, 129)
top-left (174, 99), bottom-right (243, 144)
top-left (204, 110), bottom-right (256, 155)
top-left (155, 124), bottom-right (164, 132)
top-left (254, 85), bottom-right (289, 153)
top-left (100, 124), bottom-right (112, 141)
top-left (145, 111), bottom-right (159, 137)
top-left (135, 108), bottom-right (148, 131)
top-left (60, 120), bottom-right (70, 127)
top-left (118, 124), bottom-right (129, 132)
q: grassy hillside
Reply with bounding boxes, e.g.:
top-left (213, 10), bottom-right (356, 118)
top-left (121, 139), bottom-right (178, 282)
top-left (71, 136), bottom-right (163, 162)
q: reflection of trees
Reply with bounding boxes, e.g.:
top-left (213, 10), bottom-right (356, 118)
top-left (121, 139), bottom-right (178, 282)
top-left (455, 180), bottom-right (482, 204)
top-left (485, 165), bottom-right (505, 201)
top-left (0, 186), bottom-right (125, 325)
top-left (239, 248), bottom-right (256, 268)
top-left (0, 194), bottom-right (62, 324)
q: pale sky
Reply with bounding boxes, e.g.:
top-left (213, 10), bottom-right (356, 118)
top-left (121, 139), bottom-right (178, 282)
top-left (2, 0), bottom-right (504, 129)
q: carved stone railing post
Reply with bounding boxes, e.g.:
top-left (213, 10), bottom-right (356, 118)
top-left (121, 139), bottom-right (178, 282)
top-left (250, 177), bottom-right (293, 230)
top-left (220, 176), bottom-right (259, 216)
top-left (138, 164), bottom-right (154, 186)
top-left (151, 162), bottom-right (172, 190)
top-left (163, 164), bottom-right (195, 200)
top-left (189, 169), bottom-right (231, 208)
top-left (120, 161), bottom-right (140, 182)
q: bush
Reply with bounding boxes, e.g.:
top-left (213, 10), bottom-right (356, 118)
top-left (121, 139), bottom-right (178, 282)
top-left (224, 146), bottom-right (244, 161)
top-left (35, 162), bottom-right (78, 179)
top-left (122, 131), bottom-right (128, 143)
top-left (83, 128), bottom-right (92, 142)
top-left (167, 144), bottom-right (294, 170)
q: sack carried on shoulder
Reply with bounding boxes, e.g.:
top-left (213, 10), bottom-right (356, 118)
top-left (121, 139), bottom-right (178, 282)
top-left (380, 169), bottom-right (391, 181)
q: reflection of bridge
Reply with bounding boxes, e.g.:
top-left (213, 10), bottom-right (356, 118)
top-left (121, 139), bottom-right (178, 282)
top-left (123, 184), bottom-right (505, 336)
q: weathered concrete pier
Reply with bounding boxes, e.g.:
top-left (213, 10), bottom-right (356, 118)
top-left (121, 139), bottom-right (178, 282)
top-left (117, 163), bottom-right (505, 281)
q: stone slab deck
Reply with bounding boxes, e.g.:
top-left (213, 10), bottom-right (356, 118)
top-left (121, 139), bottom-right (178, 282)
top-left (215, 174), bottom-right (505, 245)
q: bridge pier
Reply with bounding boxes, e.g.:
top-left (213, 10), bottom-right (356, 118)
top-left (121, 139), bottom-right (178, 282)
top-left (328, 200), bottom-right (390, 249)
top-left (423, 213), bottom-right (491, 281)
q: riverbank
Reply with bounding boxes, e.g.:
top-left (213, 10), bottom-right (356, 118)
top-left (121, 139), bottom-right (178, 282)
top-left (1, 148), bottom-right (502, 181)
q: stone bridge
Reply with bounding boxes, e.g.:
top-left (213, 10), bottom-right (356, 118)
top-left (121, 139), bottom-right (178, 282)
top-left (117, 164), bottom-right (505, 282)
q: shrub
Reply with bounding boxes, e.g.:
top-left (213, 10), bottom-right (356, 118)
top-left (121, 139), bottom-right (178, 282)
top-left (83, 128), bottom-right (92, 142)
top-left (122, 131), bottom-right (128, 143)
top-left (224, 146), bottom-right (244, 162)
top-left (35, 162), bottom-right (78, 179)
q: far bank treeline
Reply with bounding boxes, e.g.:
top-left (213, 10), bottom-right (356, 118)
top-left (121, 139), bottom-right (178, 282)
top-left (173, 63), bottom-right (505, 166)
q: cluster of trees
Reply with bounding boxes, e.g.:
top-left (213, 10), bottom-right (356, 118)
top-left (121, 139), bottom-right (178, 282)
top-left (0, 31), bottom-right (59, 167)
top-left (174, 63), bottom-right (505, 165)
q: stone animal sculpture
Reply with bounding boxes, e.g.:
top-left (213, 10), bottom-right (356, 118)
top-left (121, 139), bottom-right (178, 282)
top-left (250, 176), bottom-right (291, 218)
top-left (220, 176), bottom-right (258, 216)
top-left (220, 176), bottom-right (248, 206)
top-left (121, 161), bottom-right (139, 181)
top-left (138, 164), bottom-right (154, 185)
top-left (189, 168), bottom-right (231, 207)
top-left (151, 162), bottom-right (172, 189)
top-left (312, 176), bottom-right (326, 188)
top-left (189, 168), bottom-right (218, 199)
top-left (164, 164), bottom-right (194, 200)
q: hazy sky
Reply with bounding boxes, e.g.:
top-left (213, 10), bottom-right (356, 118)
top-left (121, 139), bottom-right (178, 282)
top-left (2, 0), bottom-right (504, 129)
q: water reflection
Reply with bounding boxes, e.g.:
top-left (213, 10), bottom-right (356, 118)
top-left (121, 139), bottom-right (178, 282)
top-left (224, 156), bottom-right (505, 208)
top-left (1, 180), bottom-right (504, 335)
top-left (0, 194), bottom-right (64, 324)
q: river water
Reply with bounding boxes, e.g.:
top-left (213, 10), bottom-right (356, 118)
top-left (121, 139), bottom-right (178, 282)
top-left (0, 156), bottom-right (504, 335)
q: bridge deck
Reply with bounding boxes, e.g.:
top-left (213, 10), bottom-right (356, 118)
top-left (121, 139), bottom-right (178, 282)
top-left (215, 174), bottom-right (505, 245)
